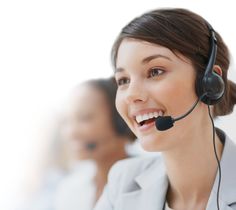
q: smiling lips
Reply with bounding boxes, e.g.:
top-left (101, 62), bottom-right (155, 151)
top-left (134, 110), bottom-right (164, 126)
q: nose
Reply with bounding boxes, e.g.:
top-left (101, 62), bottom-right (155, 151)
top-left (126, 79), bottom-right (147, 104)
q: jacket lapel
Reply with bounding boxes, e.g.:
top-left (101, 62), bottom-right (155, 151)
top-left (115, 157), bottom-right (168, 210)
top-left (206, 134), bottom-right (236, 210)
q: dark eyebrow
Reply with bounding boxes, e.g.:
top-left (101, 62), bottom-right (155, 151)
top-left (115, 54), bottom-right (172, 73)
top-left (142, 54), bottom-right (172, 64)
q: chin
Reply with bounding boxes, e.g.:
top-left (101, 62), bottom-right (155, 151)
top-left (139, 135), bottom-right (161, 152)
top-left (76, 155), bottom-right (89, 160)
top-left (76, 152), bottom-right (94, 160)
top-left (139, 130), bottom-right (175, 152)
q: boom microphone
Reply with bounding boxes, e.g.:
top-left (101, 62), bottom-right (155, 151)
top-left (155, 95), bottom-right (205, 131)
top-left (85, 142), bottom-right (97, 151)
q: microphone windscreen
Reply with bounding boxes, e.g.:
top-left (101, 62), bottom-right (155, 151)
top-left (85, 142), bottom-right (97, 151)
top-left (155, 116), bottom-right (174, 131)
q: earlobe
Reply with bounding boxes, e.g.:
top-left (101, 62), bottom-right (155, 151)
top-left (213, 65), bottom-right (223, 77)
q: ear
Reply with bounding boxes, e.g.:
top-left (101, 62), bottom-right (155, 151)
top-left (213, 65), bottom-right (223, 77)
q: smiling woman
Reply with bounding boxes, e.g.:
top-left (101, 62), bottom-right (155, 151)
top-left (1, 1), bottom-right (236, 210)
top-left (93, 8), bottom-right (236, 210)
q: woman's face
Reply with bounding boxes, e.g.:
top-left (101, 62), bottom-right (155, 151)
top-left (62, 85), bottom-right (119, 160)
top-left (115, 39), bottom-right (206, 152)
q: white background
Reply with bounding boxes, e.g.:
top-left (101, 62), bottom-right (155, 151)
top-left (0, 1), bottom-right (236, 209)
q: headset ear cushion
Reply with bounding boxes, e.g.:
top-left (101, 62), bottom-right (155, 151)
top-left (195, 71), bottom-right (205, 99)
top-left (196, 72), bottom-right (225, 105)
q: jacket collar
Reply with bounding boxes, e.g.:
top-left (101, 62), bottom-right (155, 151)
top-left (116, 156), bottom-right (169, 210)
top-left (134, 156), bottom-right (167, 189)
top-left (207, 134), bottom-right (236, 208)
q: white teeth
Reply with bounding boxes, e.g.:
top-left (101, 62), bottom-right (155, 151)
top-left (154, 112), bottom-right (158, 118)
top-left (149, 113), bottom-right (154, 119)
top-left (136, 115), bottom-right (142, 123)
top-left (143, 114), bottom-right (149, 121)
top-left (158, 111), bottom-right (163, 116)
top-left (135, 111), bottom-right (164, 124)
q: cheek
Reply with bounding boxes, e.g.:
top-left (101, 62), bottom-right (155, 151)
top-left (90, 112), bottom-right (116, 138)
top-left (115, 91), bottom-right (136, 134)
top-left (96, 117), bottom-right (113, 133)
top-left (62, 121), bottom-right (79, 140)
top-left (151, 76), bottom-right (196, 112)
top-left (115, 92), bottom-right (126, 120)
top-left (88, 119), bottom-right (107, 135)
top-left (67, 120), bottom-right (98, 137)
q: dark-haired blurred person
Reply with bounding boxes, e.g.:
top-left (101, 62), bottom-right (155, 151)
top-left (53, 77), bottom-right (139, 210)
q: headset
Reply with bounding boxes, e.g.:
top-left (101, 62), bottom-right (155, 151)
top-left (195, 23), bottom-right (225, 105)
top-left (197, 24), bottom-right (224, 210)
top-left (157, 23), bottom-right (225, 210)
top-left (156, 23), bottom-right (226, 131)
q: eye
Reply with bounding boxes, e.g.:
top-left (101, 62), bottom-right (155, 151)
top-left (116, 77), bottom-right (130, 86)
top-left (148, 67), bottom-right (164, 78)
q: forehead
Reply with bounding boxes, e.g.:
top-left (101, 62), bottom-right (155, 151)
top-left (116, 38), bottom-right (190, 70)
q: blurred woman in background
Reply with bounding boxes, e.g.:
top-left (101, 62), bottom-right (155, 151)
top-left (54, 77), bottom-right (136, 210)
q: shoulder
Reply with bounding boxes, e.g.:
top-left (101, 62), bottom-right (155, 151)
top-left (93, 154), bottom-right (164, 210)
top-left (56, 162), bottom-right (96, 190)
top-left (108, 154), bottom-right (162, 192)
top-left (94, 154), bottom-right (166, 210)
top-left (110, 154), bottom-right (161, 175)
top-left (54, 163), bottom-right (96, 210)
top-left (212, 130), bottom-right (236, 207)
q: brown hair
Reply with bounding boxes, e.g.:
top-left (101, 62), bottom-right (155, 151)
top-left (84, 77), bottom-right (136, 141)
top-left (111, 8), bottom-right (236, 117)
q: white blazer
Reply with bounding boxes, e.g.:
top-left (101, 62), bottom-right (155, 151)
top-left (94, 132), bottom-right (236, 210)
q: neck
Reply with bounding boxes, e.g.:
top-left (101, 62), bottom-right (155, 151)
top-left (163, 120), bottom-right (223, 209)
